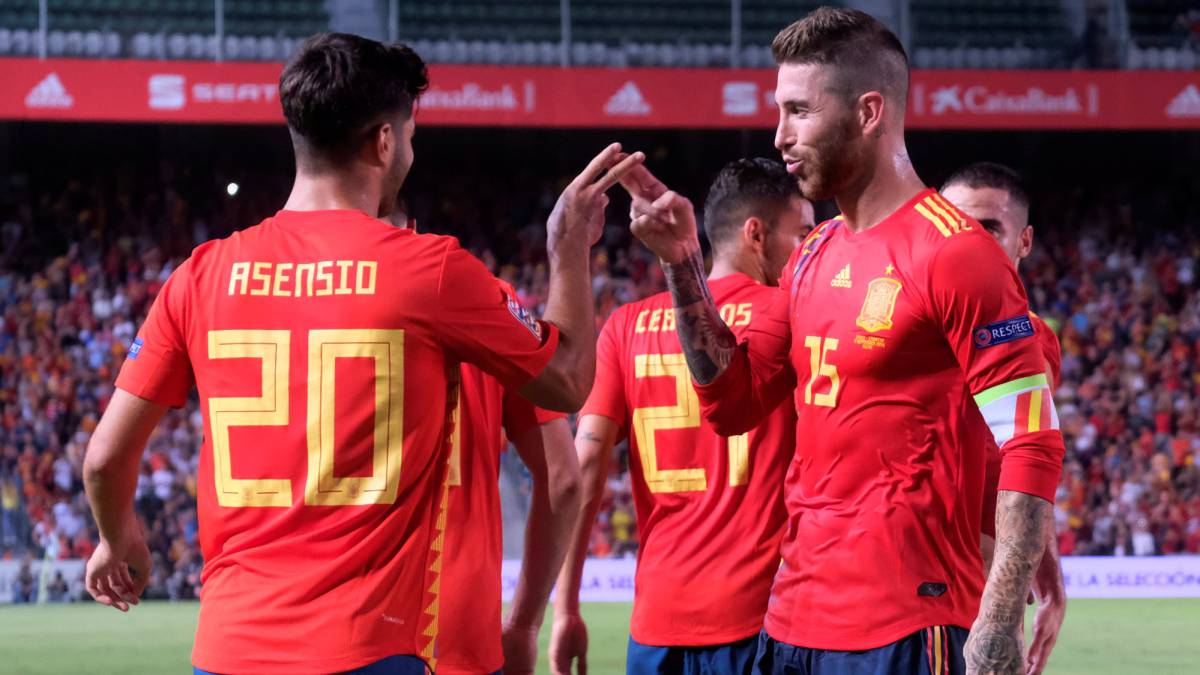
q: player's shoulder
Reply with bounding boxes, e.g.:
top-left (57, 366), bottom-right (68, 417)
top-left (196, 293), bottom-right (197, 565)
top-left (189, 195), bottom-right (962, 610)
top-left (905, 191), bottom-right (1010, 275)
top-left (905, 190), bottom-right (992, 250)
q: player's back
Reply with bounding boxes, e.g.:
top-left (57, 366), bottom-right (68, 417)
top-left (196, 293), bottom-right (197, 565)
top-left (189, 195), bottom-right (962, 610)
top-left (584, 273), bottom-right (795, 646)
top-left (118, 209), bottom-right (555, 673)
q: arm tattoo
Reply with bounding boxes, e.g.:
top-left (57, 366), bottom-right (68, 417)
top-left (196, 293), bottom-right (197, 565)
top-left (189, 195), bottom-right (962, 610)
top-left (967, 490), bottom-right (1051, 674)
top-left (661, 250), bottom-right (736, 384)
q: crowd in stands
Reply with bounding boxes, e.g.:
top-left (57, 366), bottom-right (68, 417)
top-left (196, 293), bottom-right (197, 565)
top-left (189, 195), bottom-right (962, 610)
top-left (1, 146), bottom-right (1198, 603)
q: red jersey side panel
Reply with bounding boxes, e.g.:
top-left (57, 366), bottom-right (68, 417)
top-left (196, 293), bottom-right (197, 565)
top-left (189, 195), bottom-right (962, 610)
top-left (581, 273), bottom-right (795, 646)
top-left (440, 365), bottom-right (566, 675)
top-left (115, 210), bottom-right (557, 674)
top-left (440, 365), bottom-right (506, 675)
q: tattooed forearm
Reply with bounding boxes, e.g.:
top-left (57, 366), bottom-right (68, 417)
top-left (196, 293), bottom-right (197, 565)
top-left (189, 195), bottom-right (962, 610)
top-left (662, 249), bottom-right (737, 384)
top-left (966, 489), bottom-right (1051, 674)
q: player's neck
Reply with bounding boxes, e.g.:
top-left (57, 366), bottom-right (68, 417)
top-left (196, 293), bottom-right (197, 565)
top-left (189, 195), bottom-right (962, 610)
top-left (709, 255), bottom-right (765, 285)
top-left (835, 148), bottom-right (926, 234)
top-left (283, 172), bottom-right (382, 217)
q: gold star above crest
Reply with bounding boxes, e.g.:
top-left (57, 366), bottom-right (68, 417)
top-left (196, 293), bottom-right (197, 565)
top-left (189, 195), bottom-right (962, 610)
top-left (885, 264), bottom-right (895, 275)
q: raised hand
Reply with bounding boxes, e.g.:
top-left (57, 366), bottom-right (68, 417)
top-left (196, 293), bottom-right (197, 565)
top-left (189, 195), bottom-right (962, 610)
top-left (619, 164), bottom-right (700, 265)
top-left (547, 143), bottom-right (645, 258)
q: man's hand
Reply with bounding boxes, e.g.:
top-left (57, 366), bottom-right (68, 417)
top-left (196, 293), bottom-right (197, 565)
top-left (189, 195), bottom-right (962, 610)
top-left (1025, 528), bottom-right (1066, 675)
top-left (547, 144), bottom-right (645, 259)
top-left (85, 523), bottom-right (150, 612)
top-left (548, 612), bottom-right (589, 675)
top-left (501, 620), bottom-right (540, 675)
top-left (619, 164), bottom-right (701, 265)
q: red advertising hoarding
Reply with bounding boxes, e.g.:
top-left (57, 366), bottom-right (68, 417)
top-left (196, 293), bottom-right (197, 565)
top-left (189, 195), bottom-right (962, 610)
top-left (2, 58), bottom-right (1198, 129)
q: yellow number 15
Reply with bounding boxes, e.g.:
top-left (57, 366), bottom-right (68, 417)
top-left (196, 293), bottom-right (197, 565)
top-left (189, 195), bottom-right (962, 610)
top-left (206, 329), bottom-right (405, 508)
top-left (631, 353), bottom-right (749, 494)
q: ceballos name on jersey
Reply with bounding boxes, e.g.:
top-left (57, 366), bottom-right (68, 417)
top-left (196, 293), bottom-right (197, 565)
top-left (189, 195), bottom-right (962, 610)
top-left (634, 302), bottom-right (752, 333)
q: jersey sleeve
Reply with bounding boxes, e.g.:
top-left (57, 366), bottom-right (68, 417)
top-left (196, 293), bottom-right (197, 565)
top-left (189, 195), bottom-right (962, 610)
top-left (694, 281), bottom-right (797, 436)
top-left (927, 233), bottom-right (1064, 502)
top-left (115, 259), bottom-right (194, 407)
top-left (434, 240), bottom-right (560, 391)
top-left (578, 308), bottom-right (628, 436)
top-left (502, 388), bottom-right (566, 438)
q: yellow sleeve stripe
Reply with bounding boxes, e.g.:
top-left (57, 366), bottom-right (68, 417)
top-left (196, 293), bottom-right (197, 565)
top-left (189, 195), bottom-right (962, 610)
top-left (1027, 389), bottom-right (1044, 432)
top-left (929, 193), bottom-right (970, 232)
top-left (914, 202), bottom-right (953, 237)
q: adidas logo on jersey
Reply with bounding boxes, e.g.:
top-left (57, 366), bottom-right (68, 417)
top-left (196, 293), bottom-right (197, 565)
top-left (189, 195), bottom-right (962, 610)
top-left (831, 264), bottom-right (852, 288)
top-left (25, 73), bottom-right (74, 109)
top-left (604, 81), bottom-right (651, 116)
top-left (1166, 84), bottom-right (1200, 118)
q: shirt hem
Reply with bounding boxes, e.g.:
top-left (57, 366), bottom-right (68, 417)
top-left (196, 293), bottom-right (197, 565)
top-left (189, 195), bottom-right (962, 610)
top-left (192, 648), bottom-right (427, 675)
top-left (631, 623), bottom-right (764, 648)
top-left (764, 614), bottom-right (972, 652)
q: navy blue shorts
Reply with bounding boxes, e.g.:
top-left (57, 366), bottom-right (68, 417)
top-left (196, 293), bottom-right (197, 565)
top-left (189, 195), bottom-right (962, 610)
top-left (753, 626), bottom-right (968, 675)
top-left (193, 653), bottom-right (427, 675)
top-left (627, 633), bottom-right (759, 675)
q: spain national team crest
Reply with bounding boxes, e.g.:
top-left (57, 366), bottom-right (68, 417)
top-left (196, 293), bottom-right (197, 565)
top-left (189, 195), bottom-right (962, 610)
top-left (856, 277), bottom-right (902, 333)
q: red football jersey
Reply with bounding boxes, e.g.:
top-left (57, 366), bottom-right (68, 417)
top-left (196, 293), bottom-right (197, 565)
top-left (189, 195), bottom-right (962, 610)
top-left (439, 363), bottom-right (564, 675)
top-left (114, 209), bottom-right (558, 674)
top-left (695, 189), bottom-right (1066, 650)
top-left (581, 272), bottom-right (795, 646)
top-left (981, 313), bottom-right (1062, 537)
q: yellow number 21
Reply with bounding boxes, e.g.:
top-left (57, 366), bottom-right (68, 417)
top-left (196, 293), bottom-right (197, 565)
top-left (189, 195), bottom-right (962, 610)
top-left (207, 329), bottom-right (405, 508)
top-left (632, 353), bottom-right (749, 494)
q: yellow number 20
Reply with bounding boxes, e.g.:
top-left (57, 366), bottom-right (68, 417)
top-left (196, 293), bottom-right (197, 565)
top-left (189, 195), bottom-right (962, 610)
top-left (207, 329), bottom-right (405, 508)
top-left (632, 353), bottom-right (749, 494)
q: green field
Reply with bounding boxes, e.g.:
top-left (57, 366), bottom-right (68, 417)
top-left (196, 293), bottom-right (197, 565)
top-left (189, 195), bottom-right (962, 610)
top-left (0, 600), bottom-right (1197, 674)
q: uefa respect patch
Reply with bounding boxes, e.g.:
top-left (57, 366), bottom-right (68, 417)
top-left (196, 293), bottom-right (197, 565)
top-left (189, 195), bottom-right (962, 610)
top-left (128, 337), bottom-right (144, 359)
top-left (506, 293), bottom-right (542, 340)
top-left (973, 315), bottom-right (1035, 349)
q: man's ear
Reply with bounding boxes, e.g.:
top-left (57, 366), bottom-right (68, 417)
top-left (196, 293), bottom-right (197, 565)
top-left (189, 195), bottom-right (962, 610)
top-left (858, 91), bottom-right (886, 138)
top-left (743, 216), bottom-right (767, 250)
top-left (371, 122), bottom-right (394, 166)
top-left (1018, 225), bottom-right (1034, 259)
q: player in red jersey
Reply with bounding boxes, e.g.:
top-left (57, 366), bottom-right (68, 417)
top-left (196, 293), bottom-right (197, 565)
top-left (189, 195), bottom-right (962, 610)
top-left (80, 33), bottom-right (641, 675)
top-left (942, 163), bottom-right (1066, 675)
top-left (549, 158), bottom-right (811, 675)
top-left (388, 209), bottom-right (582, 675)
top-left (441, 362), bottom-right (578, 675)
top-left (620, 9), bottom-right (1065, 675)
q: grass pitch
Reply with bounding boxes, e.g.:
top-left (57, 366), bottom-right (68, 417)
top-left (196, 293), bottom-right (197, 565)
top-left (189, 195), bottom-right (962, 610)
top-left (0, 599), bottom-right (1197, 674)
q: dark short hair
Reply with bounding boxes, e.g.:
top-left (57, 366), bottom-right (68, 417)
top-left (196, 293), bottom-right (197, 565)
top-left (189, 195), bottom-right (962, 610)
top-left (703, 158), bottom-right (801, 252)
top-left (280, 33), bottom-right (428, 165)
top-left (771, 7), bottom-right (909, 105)
top-left (941, 162), bottom-right (1030, 211)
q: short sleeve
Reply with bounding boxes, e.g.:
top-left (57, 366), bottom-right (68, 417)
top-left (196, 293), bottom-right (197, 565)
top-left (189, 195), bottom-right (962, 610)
top-left (501, 388), bottom-right (566, 439)
top-left (434, 240), bottom-right (560, 391)
top-left (928, 233), bottom-right (1047, 395)
top-left (579, 308), bottom-right (628, 435)
top-left (115, 260), bottom-right (194, 407)
top-left (694, 277), bottom-right (795, 436)
top-left (928, 232), bottom-right (1064, 502)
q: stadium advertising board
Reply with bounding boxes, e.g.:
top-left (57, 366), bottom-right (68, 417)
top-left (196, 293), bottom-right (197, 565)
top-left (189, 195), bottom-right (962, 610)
top-left (2, 59), bottom-right (1198, 129)
top-left (498, 557), bottom-right (1200, 603)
